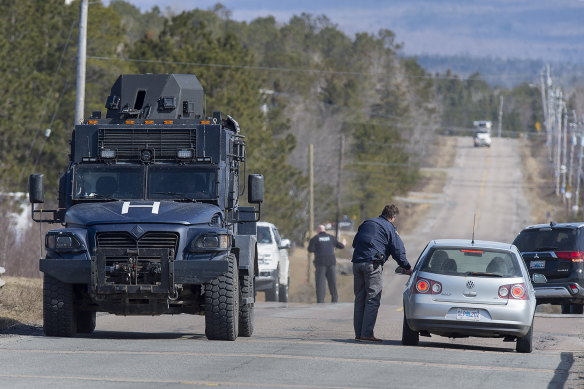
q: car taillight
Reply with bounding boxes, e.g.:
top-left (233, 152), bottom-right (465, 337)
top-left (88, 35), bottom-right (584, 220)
top-left (498, 283), bottom-right (528, 300)
top-left (569, 284), bottom-right (580, 294)
top-left (414, 277), bottom-right (442, 294)
top-left (555, 251), bottom-right (584, 262)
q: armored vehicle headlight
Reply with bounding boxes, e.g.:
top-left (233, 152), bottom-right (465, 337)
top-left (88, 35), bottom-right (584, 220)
top-left (190, 234), bottom-right (231, 251)
top-left (46, 232), bottom-right (84, 252)
top-left (177, 149), bottom-right (194, 159)
top-left (100, 148), bottom-right (116, 159)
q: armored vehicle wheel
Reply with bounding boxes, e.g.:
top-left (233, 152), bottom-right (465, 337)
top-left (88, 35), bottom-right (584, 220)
top-left (238, 274), bottom-right (254, 337)
top-left (265, 271), bottom-right (280, 302)
top-left (401, 314), bottom-right (419, 346)
top-left (204, 255), bottom-right (239, 340)
top-left (76, 311), bottom-right (96, 334)
top-left (43, 274), bottom-right (77, 337)
top-left (278, 277), bottom-right (289, 303)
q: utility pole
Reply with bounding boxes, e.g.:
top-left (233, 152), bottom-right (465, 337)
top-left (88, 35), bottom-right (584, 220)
top-left (555, 90), bottom-right (563, 196)
top-left (540, 68), bottom-right (551, 160)
top-left (497, 95), bottom-right (504, 137)
top-left (574, 128), bottom-right (583, 215)
top-left (578, 116), bottom-right (584, 215)
top-left (307, 144), bottom-right (314, 283)
top-left (560, 104), bottom-right (570, 200)
top-left (334, 135), bottom-right (345, 239)
top-left (74, 0), bottom-right (88, 125)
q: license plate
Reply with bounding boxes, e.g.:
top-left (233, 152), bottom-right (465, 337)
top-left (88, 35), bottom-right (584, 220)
top-left (530, 260), bottom-right (545, 269)
top-left (456, 308), bottom-right (479, 321)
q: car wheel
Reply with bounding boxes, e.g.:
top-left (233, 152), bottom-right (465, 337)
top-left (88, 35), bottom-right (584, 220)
top-left (516, 324), bottom-right (533, 353)
top-left (278, 277), bottom-right (289, 303)
top-left (563, 303), bottom-right (584, 314)
top-left (561, 303), bottom-right (583, 314)
top-left (572, 304), bottom-right (584, 314)
top-left (401, 313), bottom-right (419, 346)
top-left (265, 273), bottom-right (280, 302)
top-left (561, 303), bottom-right (571, 314)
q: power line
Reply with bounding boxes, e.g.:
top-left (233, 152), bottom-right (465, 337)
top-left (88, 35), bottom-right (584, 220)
top-left (87, 55), bottom-right (539, 81)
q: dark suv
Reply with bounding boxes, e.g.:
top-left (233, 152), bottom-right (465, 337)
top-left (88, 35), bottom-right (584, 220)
top-left (512, 222), bottom-right (584, 314)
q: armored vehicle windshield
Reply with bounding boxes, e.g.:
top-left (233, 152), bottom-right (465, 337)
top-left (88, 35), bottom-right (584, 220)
top-left (73, 164), bottom-right (218, 201)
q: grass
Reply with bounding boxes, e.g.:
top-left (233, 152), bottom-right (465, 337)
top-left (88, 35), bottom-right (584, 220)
top-left (0, 276), bottom-right (43, 330)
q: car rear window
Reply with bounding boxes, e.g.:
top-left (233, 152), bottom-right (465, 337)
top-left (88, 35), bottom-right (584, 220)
top-left (419, 248), bottom-right (522, 277)
top-left (512, 228), bottom-right (581, 252)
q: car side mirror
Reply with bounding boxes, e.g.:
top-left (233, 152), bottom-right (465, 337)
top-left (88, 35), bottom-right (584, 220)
top-left (29, 174), bottom-right (45, 204)
top-left (248, 174), bottom-right (264, 204)
top-left (279, 238), bottom-right (291, 249)
top-left (532, 273), bottom-right (547, 284)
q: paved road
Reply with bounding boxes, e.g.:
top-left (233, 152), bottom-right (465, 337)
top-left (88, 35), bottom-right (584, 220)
top-left (0, 137), bottom-right (583, 388)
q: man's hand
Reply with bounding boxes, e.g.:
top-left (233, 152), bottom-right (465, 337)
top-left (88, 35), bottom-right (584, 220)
top-left (342, 238), bottom-right (347, 246)
top-left (395, 266), bottom-right (412, 275)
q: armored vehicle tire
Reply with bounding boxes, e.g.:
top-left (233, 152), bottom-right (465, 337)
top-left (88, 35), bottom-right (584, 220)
top-left (265, 271), bottom-right (280, 302)
top-left (204, 254), bottom-right (239, 340)
top-left (401, 314), bottom-right (419, 346)
top-left (516, 324), bottom-right (533, 353)
top-left (238, 275), bottom-right (254, 337)
top-left (76, 311), bottom-right (96, 334)
top-left (43, 274), bottom-right (77, 337)
top-left (278, 277), bottom-right (289, 303)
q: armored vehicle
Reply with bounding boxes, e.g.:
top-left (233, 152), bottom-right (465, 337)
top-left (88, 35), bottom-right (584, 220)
top-left (29, 74), bottom-right (263, 340)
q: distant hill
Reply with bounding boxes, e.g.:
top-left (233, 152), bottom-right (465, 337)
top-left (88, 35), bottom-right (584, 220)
top-left (411, 54), bottom-right (584, 89)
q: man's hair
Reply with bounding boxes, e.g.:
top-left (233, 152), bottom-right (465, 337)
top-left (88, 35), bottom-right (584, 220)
top-left (381, 204), bottom-right (399, 220)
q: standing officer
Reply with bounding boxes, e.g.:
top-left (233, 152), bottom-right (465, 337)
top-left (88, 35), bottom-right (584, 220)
top-left (352, 204), bottom-right (412, 342)
top-left (308, 225), bottom-right (346, 303)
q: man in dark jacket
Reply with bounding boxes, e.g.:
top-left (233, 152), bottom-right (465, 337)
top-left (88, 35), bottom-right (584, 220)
top-left (308, 225), bottom-right (346, 303)
top-left (352, 204), bottom-right (412, 342)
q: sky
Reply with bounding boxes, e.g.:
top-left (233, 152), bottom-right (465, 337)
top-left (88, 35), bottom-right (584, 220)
top-left (103, 0), bottom-right (584, 63)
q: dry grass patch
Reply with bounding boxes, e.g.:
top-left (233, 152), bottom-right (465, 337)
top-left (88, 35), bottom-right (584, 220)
top-left (518, 137), bottom-right (568, 223)
top-left (0, 276), bottom-right (43, 330)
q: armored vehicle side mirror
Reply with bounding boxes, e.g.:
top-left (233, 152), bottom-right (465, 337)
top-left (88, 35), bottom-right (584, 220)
top-left (248, 174), bottom-right (264, 204)
top-left (29, 174), bottom-right (45, 204)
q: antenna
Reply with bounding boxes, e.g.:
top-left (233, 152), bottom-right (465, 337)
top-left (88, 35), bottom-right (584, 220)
top-left (472, 213), bottom-right (476, 244)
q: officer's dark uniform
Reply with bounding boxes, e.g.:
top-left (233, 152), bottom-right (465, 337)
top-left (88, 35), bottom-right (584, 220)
top-left (308, 231), bottom-right (345, 303)
top-left (352, 216), bottom-right (411, 339)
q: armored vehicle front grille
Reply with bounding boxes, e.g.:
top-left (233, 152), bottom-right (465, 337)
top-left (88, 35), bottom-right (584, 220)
top-left (97, 231), bottom-right (179, 257)
top-left (98, 128), bottom-right (195, 162)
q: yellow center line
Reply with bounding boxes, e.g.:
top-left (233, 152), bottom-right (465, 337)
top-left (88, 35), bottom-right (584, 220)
top-left (0, 374), bottom-right (359, 389)
top-left (0, 348), bottom-right (563, 374)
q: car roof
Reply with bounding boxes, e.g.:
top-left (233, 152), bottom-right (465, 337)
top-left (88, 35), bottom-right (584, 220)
top-left (429, 239), bottom-right (514, 251)
top-left (257, 221), bottom-right (275, 228)
top-left (521, 222), bottom-right (584, 230)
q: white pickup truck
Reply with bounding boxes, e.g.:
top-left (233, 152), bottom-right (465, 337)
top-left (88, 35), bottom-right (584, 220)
top-left (0, 266), bottom-right (5, 288)
top-left (255, 221), bottom-right (290, 302)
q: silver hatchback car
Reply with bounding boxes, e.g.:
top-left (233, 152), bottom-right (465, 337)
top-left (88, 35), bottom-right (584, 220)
top-left (402, 239), bottom-right (536, 353)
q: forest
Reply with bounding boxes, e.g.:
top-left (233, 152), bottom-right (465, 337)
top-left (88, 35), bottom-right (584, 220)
top-left (0, 0), bottom-right (569, 277)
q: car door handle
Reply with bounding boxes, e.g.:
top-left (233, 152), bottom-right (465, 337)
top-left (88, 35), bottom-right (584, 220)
top-left (463, 291), bottom-right (477, 297)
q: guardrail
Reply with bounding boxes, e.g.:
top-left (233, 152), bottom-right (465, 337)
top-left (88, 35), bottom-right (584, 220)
top-left (0, 266), bottom-right (5, 288)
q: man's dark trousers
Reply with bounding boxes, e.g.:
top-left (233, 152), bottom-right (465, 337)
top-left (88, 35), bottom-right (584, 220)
top-left (353, 261), bottom-right (383, 338)
top-left (315, 265), bottom-right (338, 303)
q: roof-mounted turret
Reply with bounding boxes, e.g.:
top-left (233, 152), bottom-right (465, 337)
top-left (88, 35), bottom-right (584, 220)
top-left (104, 74), bottom-right (204, 121)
